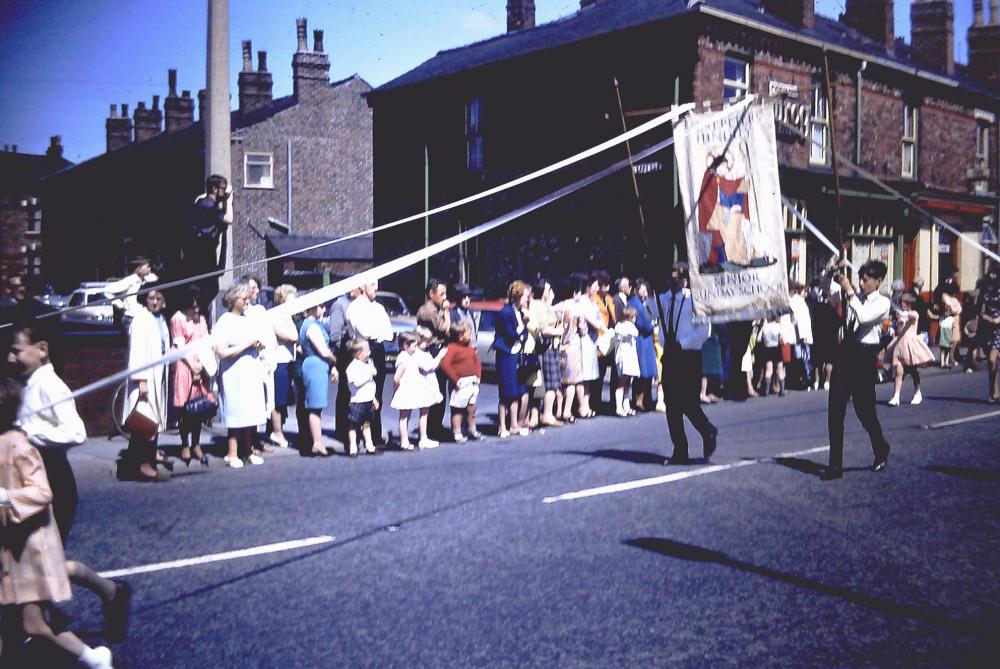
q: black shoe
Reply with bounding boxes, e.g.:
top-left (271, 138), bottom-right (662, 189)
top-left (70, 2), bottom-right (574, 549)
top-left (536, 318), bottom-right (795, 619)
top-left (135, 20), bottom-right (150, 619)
top-left (666, 454), bottom-right (691, 466)
top-left (873, 444), bottom-right (890, 472)
top-left (703, 429), bottom-right (718, 460)
top-left (103, 579), bottom-right (133, 643)
top-left (820, 467), bottom-right (843, 481)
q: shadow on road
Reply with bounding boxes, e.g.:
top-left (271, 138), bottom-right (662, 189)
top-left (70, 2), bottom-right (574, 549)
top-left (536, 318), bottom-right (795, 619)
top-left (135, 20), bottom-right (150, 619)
top-left (772, 458), bottom-right (870, 478)
top-left (562, 449), bottom-right (666, 465)
top-left (923, 395), bottom-right (994, 406)
top-left (624, 537), bottom-right (994, 635)
top-left (924, 465), bottom-right (1000, 484)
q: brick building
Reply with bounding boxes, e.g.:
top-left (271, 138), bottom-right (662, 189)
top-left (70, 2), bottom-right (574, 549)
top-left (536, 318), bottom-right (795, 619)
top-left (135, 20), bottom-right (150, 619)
top-left (367, 0), bottom-right (1000, 302)
top-left (41, 18), bottom-right (373, 293)
top-left (0, 137), bottom-right (71, 281)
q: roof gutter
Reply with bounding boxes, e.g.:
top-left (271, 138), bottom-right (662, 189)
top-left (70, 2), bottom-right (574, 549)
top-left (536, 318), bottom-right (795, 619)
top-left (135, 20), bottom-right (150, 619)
top-left (697, 5), bottom-right (959, 89)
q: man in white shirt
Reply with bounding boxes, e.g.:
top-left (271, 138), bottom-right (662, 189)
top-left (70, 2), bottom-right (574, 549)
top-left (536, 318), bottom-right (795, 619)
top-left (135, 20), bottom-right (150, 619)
top-left (329, 287), bottom-right (361, 442)
top-left (824, 260), bottom-right (892, 480)
top-left (346, 281), bottom-right (393, 444)
top-left (103, 257), bottom-right (158, 328)
top-left (787, 281), bottom-right (814, 389)
top-left (656, 266), bottom-right (717, 465)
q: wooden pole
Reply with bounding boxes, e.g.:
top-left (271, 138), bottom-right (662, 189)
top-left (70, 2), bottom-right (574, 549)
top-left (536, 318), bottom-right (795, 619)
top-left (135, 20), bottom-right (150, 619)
top-left (821, 49), bottom-right (845, 259)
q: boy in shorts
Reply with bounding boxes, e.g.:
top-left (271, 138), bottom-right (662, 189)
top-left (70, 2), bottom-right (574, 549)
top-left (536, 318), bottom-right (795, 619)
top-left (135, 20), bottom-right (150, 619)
top-left (345, 338), bottom-right (381, 456)
top-left (440, 323), bottom-right (482, 442)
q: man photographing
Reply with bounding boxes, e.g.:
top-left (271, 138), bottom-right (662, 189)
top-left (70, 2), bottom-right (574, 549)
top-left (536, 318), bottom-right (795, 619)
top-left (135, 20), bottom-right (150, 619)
top-left (184, 174), bottom-right (233, 312)
top-left (824, 259), bottom-right (892, 480)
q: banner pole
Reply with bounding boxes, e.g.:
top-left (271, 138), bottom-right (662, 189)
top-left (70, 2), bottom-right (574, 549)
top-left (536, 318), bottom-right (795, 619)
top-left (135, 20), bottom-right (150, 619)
top-left (822, 49), bottom-right (846, 259)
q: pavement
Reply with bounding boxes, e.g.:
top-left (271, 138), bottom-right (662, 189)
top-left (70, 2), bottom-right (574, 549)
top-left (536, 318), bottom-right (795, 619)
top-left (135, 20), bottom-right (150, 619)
top-left (15, 365), bottom-right (1000, 667)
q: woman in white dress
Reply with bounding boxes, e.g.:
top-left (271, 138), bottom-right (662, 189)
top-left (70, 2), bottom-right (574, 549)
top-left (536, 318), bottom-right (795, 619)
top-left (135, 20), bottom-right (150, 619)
top-left (124, 289), bottom-right (171, 480)
top-left (214, 283), bottom-right (266, 469)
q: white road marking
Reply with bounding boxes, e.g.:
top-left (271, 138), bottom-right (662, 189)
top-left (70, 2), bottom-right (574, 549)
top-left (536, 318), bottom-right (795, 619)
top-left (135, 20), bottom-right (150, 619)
top-left (543, 445), bottom-right (831, 504)
top-left (98, 535), bottom-right (335, 579)
top-left (925, 409), bottom-right (1000, 430)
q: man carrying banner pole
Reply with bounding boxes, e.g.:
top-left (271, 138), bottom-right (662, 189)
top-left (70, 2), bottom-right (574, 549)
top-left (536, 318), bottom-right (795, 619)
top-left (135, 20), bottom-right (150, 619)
top-left (822, 261), bottom-right (893, 480)
top-left (656, 264), bottom-right (717, 465)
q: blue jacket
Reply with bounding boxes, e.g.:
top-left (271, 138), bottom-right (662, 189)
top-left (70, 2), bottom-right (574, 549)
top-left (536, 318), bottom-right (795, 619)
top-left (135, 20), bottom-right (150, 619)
top-left (492, 303), bottom-right (524, 355)
top-left (629, 296), bottom-right (659, 379)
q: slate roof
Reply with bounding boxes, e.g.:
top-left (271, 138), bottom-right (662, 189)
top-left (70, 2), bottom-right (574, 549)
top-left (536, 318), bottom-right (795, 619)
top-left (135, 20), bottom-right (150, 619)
top-left (43, 75), bottom-right (365, 180)
top-left (373, 0), bottom-right (998, 101)
top-left (266, 232), bottom-right (373, 262)
top-left (0, 151), bottom-right (73, 197)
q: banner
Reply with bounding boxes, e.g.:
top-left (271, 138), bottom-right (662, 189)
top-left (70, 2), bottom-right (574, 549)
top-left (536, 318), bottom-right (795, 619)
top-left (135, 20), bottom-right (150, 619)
top-left (674, 99), bottom-right (790, 322)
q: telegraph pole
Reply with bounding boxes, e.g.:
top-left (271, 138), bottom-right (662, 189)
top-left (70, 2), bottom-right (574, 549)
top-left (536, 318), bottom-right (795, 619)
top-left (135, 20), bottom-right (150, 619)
top-left (206, 0), bottom-right (232, 289)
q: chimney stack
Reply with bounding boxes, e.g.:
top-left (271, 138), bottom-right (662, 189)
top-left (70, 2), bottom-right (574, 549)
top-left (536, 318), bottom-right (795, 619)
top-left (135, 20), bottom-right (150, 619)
top-left (239, 41), bottom-right (274, 116)
top-left (910, 0), bottom-right (954, 76)
top-left (763, 0), bottom-right (815, 29)
top-left (580, 0), bottom-right (598, 8)
top-left (164, 69), bottom-right (195, 133)
top-left (292, 18), bottom-right (331, 103)
top-left (839, 0), bottom-right (893, 52)
top-left (507, 1), bottom-right (536, 32)
top-left (46, 135), bottom-right (63, 161)
top-left (133, 97), bottom-right (163, 143)
top-left (968, 0), bottom-right (1000, 86)
top-left (105, 103), bottom-right (133, 152)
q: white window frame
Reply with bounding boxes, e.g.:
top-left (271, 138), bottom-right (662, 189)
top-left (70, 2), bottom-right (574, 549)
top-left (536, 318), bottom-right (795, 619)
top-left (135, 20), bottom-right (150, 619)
top-left (243, 152), bottom-right (274, 189)
top-left (809, 86), bottom-right (829, 166)
top-left (466, 98), bottom-right (484, 174)
top-left (723, 54), bottom-right (750, 102)
top-left (976, 122), bottom-right (990, 170)
top-left (901, 104), bottom-right (917, 179)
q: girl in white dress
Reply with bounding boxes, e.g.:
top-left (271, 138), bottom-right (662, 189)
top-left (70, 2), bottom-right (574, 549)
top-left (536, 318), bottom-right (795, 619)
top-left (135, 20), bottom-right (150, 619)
top-left (391, 331), bottom-right (445, 450)
top-left (614, 306), bottom-right (640, 416)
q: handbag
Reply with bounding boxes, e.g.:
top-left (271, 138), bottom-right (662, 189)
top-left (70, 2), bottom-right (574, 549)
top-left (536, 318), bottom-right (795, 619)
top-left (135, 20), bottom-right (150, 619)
top-left (184, 377), bottom-right (218, 420)
top-left (125, 399), bottom-right (159, 441)
top-left (596, 329), bottom-right (616, 357)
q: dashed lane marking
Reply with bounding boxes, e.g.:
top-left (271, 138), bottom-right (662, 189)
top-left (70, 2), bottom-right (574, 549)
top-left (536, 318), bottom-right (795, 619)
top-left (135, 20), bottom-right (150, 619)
top-left (98, 535), bottom-right (336, 579)
top-left (925, 409), bottom-right (1000, 430)
top-left (542, 445), bottom-right (830, 504)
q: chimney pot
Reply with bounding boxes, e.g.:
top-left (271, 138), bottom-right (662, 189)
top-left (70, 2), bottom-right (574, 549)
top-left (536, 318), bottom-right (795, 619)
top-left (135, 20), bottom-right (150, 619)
top-left (136, 101), bottom-right (146, 111)
top-left (168, 69), bottom-right (178, 96)
top-left (12, 145), bottom-right (17, 153)
top-left (109, 104), bottom-right (118, 118)
top-left (182, 90), bottom-right (191, 98)
top-left (152, 95), bottom-right (160, 110)
top-left (313, 29), bottom-right (324, 52)
top-left (992, 0), bottom-right (999, 24)
top-left (258, 50), bottom-right (268, 72)
top-left (975, 0), bottom-right (984, 25)
top-left (242, 40), bottom-right (253, 71)
top-left (121, 103), bottom-right (129, 116)
top-left (296, 18), bottom-right (308, 52)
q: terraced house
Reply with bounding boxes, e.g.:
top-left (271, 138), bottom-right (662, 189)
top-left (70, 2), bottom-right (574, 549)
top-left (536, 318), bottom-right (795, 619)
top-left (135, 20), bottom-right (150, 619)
top-left (368, 0), bottom-right (1000, 301)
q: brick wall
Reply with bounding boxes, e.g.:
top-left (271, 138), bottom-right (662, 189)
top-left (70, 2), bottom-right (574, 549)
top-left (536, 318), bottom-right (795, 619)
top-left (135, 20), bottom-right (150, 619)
top-left (920, 99), bottom-right (978, 191)
top-left (59, 331), bottom-right (128, 436)
top-left (232, 76), bottom-right (373, 283)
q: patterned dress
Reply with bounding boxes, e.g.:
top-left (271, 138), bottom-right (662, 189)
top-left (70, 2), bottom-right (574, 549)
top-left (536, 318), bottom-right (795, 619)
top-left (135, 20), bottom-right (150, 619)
top-left (982, 282), bottom-right (1000, 351)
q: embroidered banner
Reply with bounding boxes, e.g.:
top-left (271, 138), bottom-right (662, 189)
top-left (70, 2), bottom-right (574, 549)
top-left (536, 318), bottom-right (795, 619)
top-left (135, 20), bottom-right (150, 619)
top-left (673, 99), bottom-right (790, 323)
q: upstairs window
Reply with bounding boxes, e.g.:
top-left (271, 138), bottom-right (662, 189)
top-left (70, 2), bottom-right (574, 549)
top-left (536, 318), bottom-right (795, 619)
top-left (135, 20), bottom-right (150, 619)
top-left (976, 122), bottom-right (990, 171)
top-left (244, 152), bottom-right (274, 189)
top-left (723, 55), bottom-right (750, 102)
top-left (466, 97), bottom-right (484, 174)
top-left (901, 103), bottom-right (918, 179)
top-left (809, 86), bottom-right (830, 166)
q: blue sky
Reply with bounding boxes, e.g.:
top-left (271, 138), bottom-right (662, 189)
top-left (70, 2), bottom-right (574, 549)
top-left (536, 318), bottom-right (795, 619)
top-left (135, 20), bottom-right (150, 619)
top-left (0, 1), bottom-right (973, 163)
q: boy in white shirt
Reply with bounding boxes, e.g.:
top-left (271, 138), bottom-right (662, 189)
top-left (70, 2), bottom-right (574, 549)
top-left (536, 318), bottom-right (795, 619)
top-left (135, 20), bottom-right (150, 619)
top-left (345, 338), bottom-right (381, 457)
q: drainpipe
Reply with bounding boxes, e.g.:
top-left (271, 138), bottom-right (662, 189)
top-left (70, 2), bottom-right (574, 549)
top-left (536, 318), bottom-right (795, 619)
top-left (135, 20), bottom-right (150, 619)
top-left (855, 61), bottom-right (865, 165)
top-left (287, 139), bottom-right (293, 231)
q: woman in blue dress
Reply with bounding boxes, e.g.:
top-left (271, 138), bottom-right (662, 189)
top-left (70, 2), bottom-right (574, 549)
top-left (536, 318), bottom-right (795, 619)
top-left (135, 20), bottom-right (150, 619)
top-left (628, 278), bottom-right (659, 411)
top-left (298, 303), bottom-right (339, 455)
top-left (494, 281), bottom-right (531, 438)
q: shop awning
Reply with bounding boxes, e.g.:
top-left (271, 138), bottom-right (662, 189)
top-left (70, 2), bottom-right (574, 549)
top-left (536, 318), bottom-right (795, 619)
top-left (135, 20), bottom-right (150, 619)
top-left (265, 233), bottom-right (373, 263)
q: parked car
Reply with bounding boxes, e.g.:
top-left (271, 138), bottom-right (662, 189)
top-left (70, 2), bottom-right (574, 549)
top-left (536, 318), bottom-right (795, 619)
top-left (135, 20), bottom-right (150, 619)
top-left (469, 299), bottom-right (503, 374)
top-left (375, 290), bottom-right (413, 317)
top-left (38, 293), bottom-right (69, 309)
top-left (62, 282), bottom-right (114, 324)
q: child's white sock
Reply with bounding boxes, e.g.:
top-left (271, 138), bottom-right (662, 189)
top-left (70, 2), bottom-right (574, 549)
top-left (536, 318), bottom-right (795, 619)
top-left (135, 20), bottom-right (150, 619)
top-left (80, 645), bottom-right (114, 669)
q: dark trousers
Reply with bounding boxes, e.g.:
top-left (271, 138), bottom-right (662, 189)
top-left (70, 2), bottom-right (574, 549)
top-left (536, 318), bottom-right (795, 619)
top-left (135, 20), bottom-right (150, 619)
top-left (592, 355), bottom-right (616, 413)
top-left (427, 348), bottom-right (449, 437)
top-left (827, 342), bottom-right (890, 469)
top-left (662, 349), bottom-right (715, 458)
top-left (37, 446), bottom-right (77, 545)
top-left (369, 340), bottom-right (387, 444)
top-left (334, 343), bottom-right (351, 441)
top-left (183, 238), bottom-right (221, 310)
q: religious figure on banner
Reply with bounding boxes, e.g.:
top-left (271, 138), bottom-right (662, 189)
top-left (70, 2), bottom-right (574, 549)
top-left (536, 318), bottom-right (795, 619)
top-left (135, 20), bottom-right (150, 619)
top-left (696, 148), bottom-right (777, 274)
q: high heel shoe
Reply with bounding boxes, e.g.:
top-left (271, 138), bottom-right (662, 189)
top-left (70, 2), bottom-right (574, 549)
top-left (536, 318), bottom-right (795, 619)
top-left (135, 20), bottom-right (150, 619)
top-left (180, 448), bottom-right (192, 467)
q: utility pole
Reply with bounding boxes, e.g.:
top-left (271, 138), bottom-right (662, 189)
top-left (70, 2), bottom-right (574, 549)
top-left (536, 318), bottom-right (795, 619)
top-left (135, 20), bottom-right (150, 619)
top-left (206, 0), bottom-right (232, 289)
